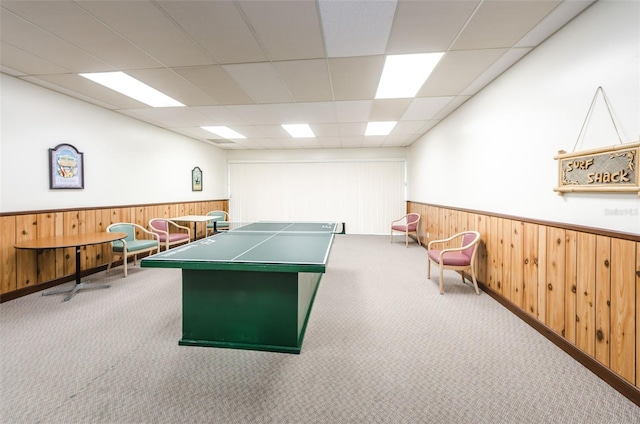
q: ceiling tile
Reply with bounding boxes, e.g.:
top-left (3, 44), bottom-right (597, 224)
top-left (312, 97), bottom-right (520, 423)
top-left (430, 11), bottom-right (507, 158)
top-left (157, 0), bottom-right (268, 64)
top-left (334, 100), bottom-right (373, 123)
top-left (401, 97), bottom-right (455, 121)
top-left (274, 59), bottom-right (333, 102)
top-left (461, 48), bottom-right (531, 95)
top-left (0, 10), bottom-right (111, 73)
top-left (223, 62), bottom-right (293, 104)
top-left (452, 0), bottom-right (562, 50)
top-left (328, 56), bottom-right (385, 101)
top-left (79, 0), bottom-right (213, 67)
top-left (237, 0), bottom-right (325, 61)
top-left (0, 42), bottom-right (69, 75)
top-left (515, 0), bottom-right (593, 47)
top-left (319, 0), bottom-right (397, 57)
top-left (419, 49), bottom-right (508, 96)
top-left (370, 99), bottom-right (412, 121)
top-left (312, 124), bottom-right (340, 138)
top-left (173, 66), bottom-right (253, 105)
top-left (386, 0), bottom-right (479, 53)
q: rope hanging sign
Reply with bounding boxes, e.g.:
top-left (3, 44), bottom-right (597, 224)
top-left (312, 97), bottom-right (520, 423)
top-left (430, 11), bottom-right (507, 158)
top-left (554, 87), bottom-right (639, 196)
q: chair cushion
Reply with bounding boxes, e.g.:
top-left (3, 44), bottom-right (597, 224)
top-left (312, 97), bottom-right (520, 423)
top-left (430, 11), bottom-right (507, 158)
top-left (112, 239), bottom-right (158, 253)
top-left (428, 250), bottom-right (470, 266)
top-left (167, 234), bottom-right (189, 242)
top-left (392, 224), bottom-right (409, 231)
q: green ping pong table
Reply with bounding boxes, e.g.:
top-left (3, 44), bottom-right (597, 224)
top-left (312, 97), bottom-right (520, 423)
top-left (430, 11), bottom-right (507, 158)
top-left (141, 221), bottom-right (339, 354)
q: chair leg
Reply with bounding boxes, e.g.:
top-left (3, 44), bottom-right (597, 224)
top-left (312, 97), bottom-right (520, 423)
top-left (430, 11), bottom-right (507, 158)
top-left (427, 259), bottom-right (431, 278)
top-left (416, 231), bottom-right (421, 246)
top-left (439, 266), bottom-right (445, 295)
top-left (405, 231), bottom-right (408, 248)
top-left (470, 266), bottom-right (480, 295)
top-left (390, 230), bottom-right (393, 243)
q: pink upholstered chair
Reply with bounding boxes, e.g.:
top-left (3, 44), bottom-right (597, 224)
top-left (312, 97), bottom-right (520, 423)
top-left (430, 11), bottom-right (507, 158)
top-left (390, 213), bottom-right (421, 247)
top-left (427, 231), bottom-right (481, 295)
top-left (148, 218), bottom-right (191, 251)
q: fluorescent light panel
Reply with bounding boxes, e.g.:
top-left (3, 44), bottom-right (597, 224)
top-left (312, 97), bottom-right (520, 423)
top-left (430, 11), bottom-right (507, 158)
top-left (282, 124), bottom-right (315, 138)
top-left (79, 71), bottom-right (184, 107)
top-left (365, 121), bottom-right (397, 136)
top-left (202, 126), bottom-right (246, 139)
top-left (375, 53), bottom-right (445, 99)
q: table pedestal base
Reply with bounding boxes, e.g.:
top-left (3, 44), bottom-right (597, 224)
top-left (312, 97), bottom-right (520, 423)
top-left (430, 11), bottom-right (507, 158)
top-left (180, 269), bottom-right (323, 354)
top-left (43, 282), bottom-right (110, 302)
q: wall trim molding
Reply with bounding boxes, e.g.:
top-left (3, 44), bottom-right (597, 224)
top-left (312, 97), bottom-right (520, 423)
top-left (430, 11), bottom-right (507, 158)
top-left (408, 201), bottom-right (639, 241)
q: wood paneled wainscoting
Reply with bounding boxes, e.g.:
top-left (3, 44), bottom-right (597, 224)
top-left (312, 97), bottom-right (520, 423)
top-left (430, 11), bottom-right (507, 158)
top-left (0, 200), bottom-right (228, 302)
top-left (407, 201), bottom-right (640, 406)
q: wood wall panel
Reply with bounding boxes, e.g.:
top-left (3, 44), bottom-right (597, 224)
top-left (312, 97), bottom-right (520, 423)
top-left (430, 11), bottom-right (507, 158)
top-left (610, 238), bottom-right (635, 383)
top-left (537, 226), bottom-right (547, 323)
top-left (1, 200), bottom-right (227, 299)
top-left (636, 243), bottom-right (640, 387)
top-left (546, 227), bottom-right (566, 336)
top-left (511, 221), bottom-right (525, 311)
top-left (595, 235), bottom-right (611, 367)
top-left (576, 232), bottom-right (596, 357)
top-left (476, 214), bottom-right (488, 285)
top-left (565, 230), bottom-right (577, 343)
top-left (0, 216), bottom-right (17, 293)
top-left (522, 222), bottom-right (539, 319)
top-left (407, 201), bottom-right (639, 398)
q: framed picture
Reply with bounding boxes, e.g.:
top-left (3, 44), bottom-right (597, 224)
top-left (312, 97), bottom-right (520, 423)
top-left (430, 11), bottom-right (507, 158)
top-left (49, 143), bottom-right (84, 189)
top-left (192, 166), bottom-right (202, 191)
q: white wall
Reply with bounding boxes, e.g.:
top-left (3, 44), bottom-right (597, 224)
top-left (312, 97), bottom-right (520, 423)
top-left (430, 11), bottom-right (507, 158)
top-left (408, 0), bottom-right (640, 235)
top-left (0, 74), bottom-right (228, 213)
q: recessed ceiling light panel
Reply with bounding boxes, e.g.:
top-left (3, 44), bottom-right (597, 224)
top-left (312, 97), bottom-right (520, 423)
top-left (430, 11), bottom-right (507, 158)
top-left (79, 71), bottom-right (184, 107)
top-left (365, 121), bottom-right (397, 136)
top-left (375, 53), bottom-right (445, 99)
top-left (282, 124), bottom-right (316, 138)
top-left (202, 126), bottom-right (246, 139)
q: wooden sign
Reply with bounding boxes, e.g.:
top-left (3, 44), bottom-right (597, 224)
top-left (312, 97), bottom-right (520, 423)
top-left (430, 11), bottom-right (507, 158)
top-left (554, 142), bottom-right (639, 196)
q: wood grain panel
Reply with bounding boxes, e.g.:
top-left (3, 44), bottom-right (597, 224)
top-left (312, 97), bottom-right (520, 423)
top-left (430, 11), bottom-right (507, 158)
top-left (595, 235), bottom-right (611, 367)
top-left (545, 226), bottom-right (565, 336)
top-left (511, 221), bottom-right (525, 310)
top-left (84, 209), bottom-right (98, 270)
top-left (576, 232), bottom-right (596, 357)
top-left (62, 211), bottom-right (80, 278)
top-left (610, 238), bottom-right (636, 383)
top-left (499, 219), bottom-right (510, 298)
top-left (486, 216), bottom-right (499, 291)
top-left (522, 223), bottom-right (539, 319)
top-left (475, 214), bottom-right (488, 285)
top-left (0, 216), bottom-right (17, 293)
top-left (537, 226), bottom-right (547, 323)
top-left (15, 214), bottom-right (37, 289)
top-left (36, 212), bottom-right (57, 283)
top-left (636, 243), bottom-right (640, 388)
top-left (565, 230), bottom-right (578, 343)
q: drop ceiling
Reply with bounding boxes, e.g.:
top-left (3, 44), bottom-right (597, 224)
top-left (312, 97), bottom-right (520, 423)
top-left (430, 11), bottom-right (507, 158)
top-left (0, 0), bottom-right (594, 150)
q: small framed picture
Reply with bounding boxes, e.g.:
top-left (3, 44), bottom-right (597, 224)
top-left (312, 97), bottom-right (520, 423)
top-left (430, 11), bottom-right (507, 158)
top-left (49, 143), bottom-right (84, 189)
top-left (192, 167), bottom-right (202, 191)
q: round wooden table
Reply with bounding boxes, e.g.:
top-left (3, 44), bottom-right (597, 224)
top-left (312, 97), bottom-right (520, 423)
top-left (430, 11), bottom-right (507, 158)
top-left (15, 232), bottom-right (127, 302)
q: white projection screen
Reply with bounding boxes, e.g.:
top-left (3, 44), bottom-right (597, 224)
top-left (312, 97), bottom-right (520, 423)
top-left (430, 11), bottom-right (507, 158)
top-left (228, 160), bottom-right (406, 234)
